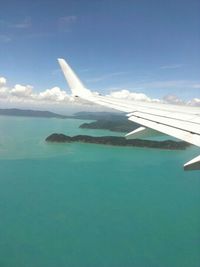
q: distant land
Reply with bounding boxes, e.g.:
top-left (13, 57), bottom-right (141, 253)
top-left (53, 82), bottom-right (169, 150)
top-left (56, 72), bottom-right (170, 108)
top-left (0, 109), bottom-right (137, 132)
top-left (75, 111), bottom-right (139, 131)
top-left (0, 109), bottom-right (122, 119)
top-left (1, 108), bottom-right (190, 150)
top-left (73, 111), bottom-right (125, 120)
top-left (79, 119), bottom-right (138, 132)
top-left (46, 133), bottom-right (190, 150)
top-left (75, 111), bottom-right (139, 132)
top-left (0, 109), bottom-right (121, 120)
top-left (0, 108), bottom-right (69, 119)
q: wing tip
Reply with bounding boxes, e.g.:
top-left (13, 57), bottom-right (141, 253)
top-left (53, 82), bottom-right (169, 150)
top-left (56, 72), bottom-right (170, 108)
top-left (57, 57), bottom-right (93, 98)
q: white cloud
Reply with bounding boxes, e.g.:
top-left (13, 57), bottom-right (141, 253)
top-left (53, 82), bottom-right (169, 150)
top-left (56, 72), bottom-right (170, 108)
top-left (37, 87), bottom-right (69, 102)
top-left (0, 76), bottom-right (72, 104)
top-left (0, 76), bottom-right (199, 109)
top-left (0, 87), bottom-right (9, 98)
top-left (0, 77), bottom-right (6, 86)
top-left (187, 98), bottom-right (200, 107)
top-left (11, 84), bottom-right (33, 97)
top-left (107, 89), bottom-right (158, 102)
top-left (107, 89), bottom-right (200, 107)
top-left (0, 77), bottom-right (8, 98)
top-left (163, 94), bottom-right (185, 105)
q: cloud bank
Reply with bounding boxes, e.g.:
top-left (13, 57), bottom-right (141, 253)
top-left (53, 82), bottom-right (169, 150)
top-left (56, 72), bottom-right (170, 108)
top-left (0, 76), bottom-right (199, 109)
top-left (107, 90), bottom-right (159, 102)
top-left (106, 89), bottom-right (200, 106)
top-left (0, 77), bottom-right (70, 103)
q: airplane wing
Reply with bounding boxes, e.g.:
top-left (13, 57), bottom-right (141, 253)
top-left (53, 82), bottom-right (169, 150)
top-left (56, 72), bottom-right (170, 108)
top-left (58, 58), bottom-right (200, 171)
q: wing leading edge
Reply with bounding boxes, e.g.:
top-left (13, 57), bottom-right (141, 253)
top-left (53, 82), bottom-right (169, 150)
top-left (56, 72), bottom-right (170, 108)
top-left (58, 58), bottom-right (200, 171)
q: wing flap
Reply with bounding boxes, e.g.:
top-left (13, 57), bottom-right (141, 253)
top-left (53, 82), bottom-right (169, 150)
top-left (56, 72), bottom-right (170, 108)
top-left (128, 115), bottom-right (200, 147)
top-left (129, 111), bottom-right (200, 135)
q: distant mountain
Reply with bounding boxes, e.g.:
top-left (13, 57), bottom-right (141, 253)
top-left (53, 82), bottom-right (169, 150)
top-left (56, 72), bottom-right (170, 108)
top-left (0, 109), bottom-right (138, 132)
top-left (73, 111), bottom-right (125, 120)
top-left (0, 109), bottom-right (124, 120)
top-left (0, 108), bottom-right (70, 119)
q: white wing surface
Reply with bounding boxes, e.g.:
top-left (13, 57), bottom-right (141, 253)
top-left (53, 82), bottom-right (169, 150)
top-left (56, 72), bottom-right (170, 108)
top-left (58, 58), bottom-right (200, 171)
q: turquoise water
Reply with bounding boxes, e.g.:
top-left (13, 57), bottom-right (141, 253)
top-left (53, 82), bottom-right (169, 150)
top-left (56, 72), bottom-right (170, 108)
top-left (0, 116), bottom-right (199, 267)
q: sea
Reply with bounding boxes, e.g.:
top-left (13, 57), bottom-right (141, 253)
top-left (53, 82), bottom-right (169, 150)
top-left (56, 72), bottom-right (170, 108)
top-left (0, 115), bottom-right (199, 267)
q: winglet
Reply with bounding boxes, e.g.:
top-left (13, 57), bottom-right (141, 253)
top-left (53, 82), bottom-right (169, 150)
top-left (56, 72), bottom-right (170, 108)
top-left (57, 58), bottom-right (92, 98)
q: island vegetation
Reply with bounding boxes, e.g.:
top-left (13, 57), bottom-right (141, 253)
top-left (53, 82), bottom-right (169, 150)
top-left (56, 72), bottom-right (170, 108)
top-left (76, 111), bottom-right (139, 132)
top-left (46, 133), bottom-right (190, 150)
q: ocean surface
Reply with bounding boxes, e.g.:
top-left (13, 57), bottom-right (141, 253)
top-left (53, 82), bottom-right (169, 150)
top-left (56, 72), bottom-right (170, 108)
top-left (0, 116), bottom-right (199, 267)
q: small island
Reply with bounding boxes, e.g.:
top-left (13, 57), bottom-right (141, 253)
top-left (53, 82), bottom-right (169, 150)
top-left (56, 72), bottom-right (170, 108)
top-left (78, 111), bottom-right (139, 132)
top-left (79, 119), bottom-right (138, 132)
top-left (46, 133), bottom-right (190, 150)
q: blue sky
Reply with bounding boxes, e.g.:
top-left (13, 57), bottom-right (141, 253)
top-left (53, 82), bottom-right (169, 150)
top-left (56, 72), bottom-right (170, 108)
top-left (0, 0), bottom-right (200, 101)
